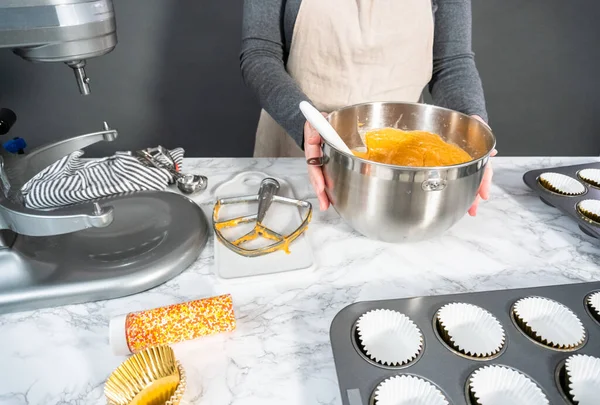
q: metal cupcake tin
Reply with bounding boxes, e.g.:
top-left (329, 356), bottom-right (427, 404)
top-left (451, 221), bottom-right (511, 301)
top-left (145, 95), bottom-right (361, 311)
top-left (329, 281), bottom-right (600, 405)
top-left (523, 161), bottom-right (600, 239)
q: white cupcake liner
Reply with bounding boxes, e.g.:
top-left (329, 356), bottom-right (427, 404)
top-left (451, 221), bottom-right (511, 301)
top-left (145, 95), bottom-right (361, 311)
top-left (565, 354), bottom-right (600, 405)
top-left (538, 172), bottom-right (586, 195)
top-left (436, 303), bottom-right (505, 358)
top-left (577, 200), bottom-right (600, 223)
top-left (374, 375), bottom-right (449, 405)
top-left (356, 309), bottom-right (423, 366)
top-left (513, 297), bottom-right (586, 350)
top-left (587, 291), bottom-right (600, 321)
top-left (468, 365), bottom-right (549, 405)
top-left (578, 168), bottom-right (600, 188)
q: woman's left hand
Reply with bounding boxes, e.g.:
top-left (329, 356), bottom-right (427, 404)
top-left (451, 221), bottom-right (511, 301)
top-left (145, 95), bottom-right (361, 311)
top-left (468, 115), bottom-right (497, 217)
top-left (304, 112), bottom-right (331, 211)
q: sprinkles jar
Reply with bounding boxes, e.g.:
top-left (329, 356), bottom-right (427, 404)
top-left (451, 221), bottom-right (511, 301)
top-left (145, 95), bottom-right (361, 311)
top-left (109, 294), bottom-right (236, 355)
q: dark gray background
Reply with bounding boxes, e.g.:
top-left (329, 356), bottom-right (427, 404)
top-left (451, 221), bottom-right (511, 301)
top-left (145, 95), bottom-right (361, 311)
top-left (0, 0), bottom-right (599, 157)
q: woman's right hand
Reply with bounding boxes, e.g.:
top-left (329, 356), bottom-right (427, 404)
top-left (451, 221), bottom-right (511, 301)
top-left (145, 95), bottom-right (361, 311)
top-left (304, 113), bottom-right (331, 211)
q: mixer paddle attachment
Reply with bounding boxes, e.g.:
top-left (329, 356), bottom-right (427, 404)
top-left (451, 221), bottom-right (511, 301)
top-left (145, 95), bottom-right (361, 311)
top-left (212, 178), bottom-right (312, 257)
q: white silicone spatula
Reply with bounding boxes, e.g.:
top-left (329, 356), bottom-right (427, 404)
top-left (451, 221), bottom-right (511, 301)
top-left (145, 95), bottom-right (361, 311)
top-left (299, 101), bottom-right (353, 154)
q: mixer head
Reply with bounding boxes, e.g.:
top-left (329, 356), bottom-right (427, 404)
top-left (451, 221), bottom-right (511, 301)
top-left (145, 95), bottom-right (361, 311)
top-left (213, 178), bottom-right (313, 258)
top-left (0, 0), bottom-right (118, 95)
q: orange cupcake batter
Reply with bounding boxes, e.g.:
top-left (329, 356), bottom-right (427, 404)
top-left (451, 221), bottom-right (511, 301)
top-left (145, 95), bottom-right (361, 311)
top-left (354, 128), bottom-right (472, 167)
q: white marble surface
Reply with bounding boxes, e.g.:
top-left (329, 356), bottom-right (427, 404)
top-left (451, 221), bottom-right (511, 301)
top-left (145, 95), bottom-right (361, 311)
top-left (2, 157), bottom-right (600, 405)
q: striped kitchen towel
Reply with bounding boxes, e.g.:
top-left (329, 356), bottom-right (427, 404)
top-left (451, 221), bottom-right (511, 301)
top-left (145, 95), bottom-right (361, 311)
top-left (21, 148), bottom-right (185, 210)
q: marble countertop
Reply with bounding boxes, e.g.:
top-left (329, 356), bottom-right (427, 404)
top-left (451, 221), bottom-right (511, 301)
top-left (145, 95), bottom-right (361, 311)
top-left (2, 157), bottom-right (600, 405)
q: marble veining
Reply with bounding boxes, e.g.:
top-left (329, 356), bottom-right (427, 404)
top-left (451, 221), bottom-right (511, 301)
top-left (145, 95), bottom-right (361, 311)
top-left (1, 157), bottom-right (600, 405)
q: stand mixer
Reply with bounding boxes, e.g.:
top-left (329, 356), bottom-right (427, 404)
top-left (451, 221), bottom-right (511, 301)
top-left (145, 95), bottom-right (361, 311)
top-left (0, 0), bottom-right (209, 314)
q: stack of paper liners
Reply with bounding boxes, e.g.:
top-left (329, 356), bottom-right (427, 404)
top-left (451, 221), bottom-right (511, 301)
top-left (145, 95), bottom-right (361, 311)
top-left (110, 294), bottom-right (236, 356)
top-left (105, 345), bottom-right (187, 405)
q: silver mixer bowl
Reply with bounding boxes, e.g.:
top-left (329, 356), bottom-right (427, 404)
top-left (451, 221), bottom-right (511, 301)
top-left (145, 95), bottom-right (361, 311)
top-left (314, 102), bottom-right (496, 243)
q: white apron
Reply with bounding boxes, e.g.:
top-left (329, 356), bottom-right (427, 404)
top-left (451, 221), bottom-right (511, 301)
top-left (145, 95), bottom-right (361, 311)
top-left (253, 0), bottom-right (434, 157)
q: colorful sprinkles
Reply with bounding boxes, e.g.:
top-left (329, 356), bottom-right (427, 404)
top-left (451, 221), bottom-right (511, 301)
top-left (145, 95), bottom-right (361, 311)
top-left (125, 294), bottom-right (236, 353)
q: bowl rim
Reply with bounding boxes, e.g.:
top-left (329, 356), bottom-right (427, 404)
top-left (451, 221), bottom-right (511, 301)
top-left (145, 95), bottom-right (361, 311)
top-left (324, 101), bottom-right (497, 171)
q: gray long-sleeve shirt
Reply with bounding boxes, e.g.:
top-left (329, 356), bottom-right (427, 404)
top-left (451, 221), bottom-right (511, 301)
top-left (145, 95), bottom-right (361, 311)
top-left (240, 0), bottom-right (488, 148)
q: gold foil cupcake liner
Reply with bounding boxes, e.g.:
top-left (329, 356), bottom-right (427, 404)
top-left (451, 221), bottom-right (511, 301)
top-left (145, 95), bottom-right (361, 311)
top-left (578, 168), bottom-right (600, 188)
top-left (435, 303), bottom-right (505, 359)
top-left (538, 172), bottom-right (586, 196)
top-left (577, 200), bottom-right (600, 224)
top-left (105, 345), bottom-right (183, 405)
top-left (355, 309), bottom-right (423, 367)
top-left (512, 297), bottom-right (586, 350)
top-left (586, 291), bottom-right (600, 322)
top-left (166, 363), bottom-right (187, 405)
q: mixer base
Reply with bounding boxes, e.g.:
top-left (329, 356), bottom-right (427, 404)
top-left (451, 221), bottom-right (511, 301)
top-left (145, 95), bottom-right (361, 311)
top-left (0, 192), bottom-right (209, 314)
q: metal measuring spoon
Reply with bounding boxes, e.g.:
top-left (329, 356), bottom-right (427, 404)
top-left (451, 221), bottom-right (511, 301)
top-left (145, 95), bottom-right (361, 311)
top-left (136, 150), bottom-right (207, 195)
top-left (154, 146), bottom-right (207, 194)
top-left (176, 173), bottom-right (207, 194)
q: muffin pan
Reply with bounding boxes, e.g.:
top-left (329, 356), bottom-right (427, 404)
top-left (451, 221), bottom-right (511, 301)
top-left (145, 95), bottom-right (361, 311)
top-left (329, 281), bottom-right (600, 405)
top-left (523, 162), bottom-right (600, 238)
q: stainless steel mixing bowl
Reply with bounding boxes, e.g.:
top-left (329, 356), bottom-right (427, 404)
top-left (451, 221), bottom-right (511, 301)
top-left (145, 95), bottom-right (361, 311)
top-left (309, 102), bottom-right (496, 243)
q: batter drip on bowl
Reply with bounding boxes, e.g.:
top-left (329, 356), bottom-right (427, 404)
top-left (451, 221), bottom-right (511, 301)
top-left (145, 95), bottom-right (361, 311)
top-left (353, 128), bottom-right (472, 167)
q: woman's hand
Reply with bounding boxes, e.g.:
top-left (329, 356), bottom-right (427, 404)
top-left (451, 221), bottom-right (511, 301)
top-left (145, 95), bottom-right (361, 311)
top-left (304, 113), bottom-right (331, 211)
top-left (468, 115), bottom-right (497, 217)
